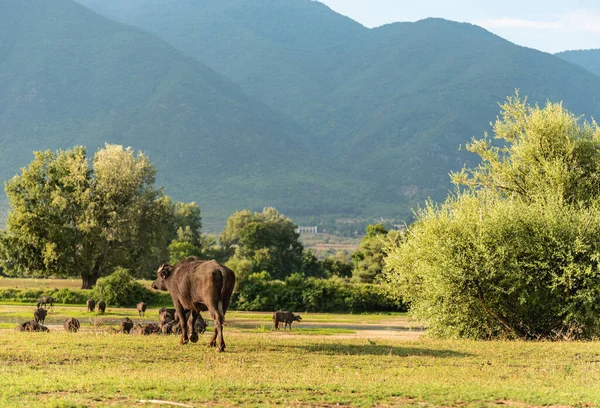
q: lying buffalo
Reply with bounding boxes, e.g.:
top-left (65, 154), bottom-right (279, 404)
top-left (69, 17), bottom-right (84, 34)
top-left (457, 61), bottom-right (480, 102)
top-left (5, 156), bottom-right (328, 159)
top-left (273, 311), bottom-right (302, 330)
top-left (151, 258), bottom-right (235, 351)
top-left (86, 298), bottom-right (95, 313)
top-left (64, 318), bottom-right (81, 333)
top-left (97, 300), bottom-right (106, 314)
top-left (37, 296), bottom-right (54, 309)
top-left (16, 321), bottom-right (49, 332)
top-left (158, 307), bottom-right (176, 322)
top-left (137, 302), bottom-right (147, 317)
top-left (34, 307), bottom-right (47, 325)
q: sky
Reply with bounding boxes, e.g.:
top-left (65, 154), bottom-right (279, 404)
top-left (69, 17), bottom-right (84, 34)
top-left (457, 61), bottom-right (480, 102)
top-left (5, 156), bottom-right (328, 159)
top-left (318, 0), bottom-right (600, 53)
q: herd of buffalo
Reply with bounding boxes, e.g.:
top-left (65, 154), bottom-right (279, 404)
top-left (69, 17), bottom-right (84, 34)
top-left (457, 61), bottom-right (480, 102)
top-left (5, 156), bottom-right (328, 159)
top-left (14, 257), bottom-right (303, 352)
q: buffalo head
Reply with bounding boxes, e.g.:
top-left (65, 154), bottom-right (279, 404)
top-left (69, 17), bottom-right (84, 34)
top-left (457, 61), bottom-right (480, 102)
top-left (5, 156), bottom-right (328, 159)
top-left (151, 263), bottom-right (174, 290)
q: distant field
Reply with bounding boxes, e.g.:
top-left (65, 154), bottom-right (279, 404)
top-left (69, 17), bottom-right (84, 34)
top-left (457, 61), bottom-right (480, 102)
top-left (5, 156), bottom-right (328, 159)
top-left (0, 328), bottom-right (598, 407)
top-left (300, 233), bottom-right (361, 258)
top-left (0, 277), bottom-right (157, 291)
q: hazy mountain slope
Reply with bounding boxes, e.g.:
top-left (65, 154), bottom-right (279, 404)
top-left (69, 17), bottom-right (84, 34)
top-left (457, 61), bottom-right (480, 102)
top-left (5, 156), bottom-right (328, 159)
top-left (556, 49), bottom-right (600, 77)
top-left (0, 0), bottom-right (358, 220)
top-left (326, 19), bottom-right (600, 202)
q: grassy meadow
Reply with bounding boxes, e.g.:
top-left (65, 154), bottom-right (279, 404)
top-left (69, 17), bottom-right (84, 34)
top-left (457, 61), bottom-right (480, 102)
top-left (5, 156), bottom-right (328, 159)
top-left (1, 328), bottom-right (600, 407)
top-left (1, 280), bottom-right (598, 407)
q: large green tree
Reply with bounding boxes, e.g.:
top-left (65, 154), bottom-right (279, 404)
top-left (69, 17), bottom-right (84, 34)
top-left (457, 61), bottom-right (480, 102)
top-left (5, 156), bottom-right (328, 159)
top-left (385, 96), bottom-right (600, 339)
top-left (221, 207), bottom-right (303, 280)
top-left (1, 144), bottom-right (175, 288)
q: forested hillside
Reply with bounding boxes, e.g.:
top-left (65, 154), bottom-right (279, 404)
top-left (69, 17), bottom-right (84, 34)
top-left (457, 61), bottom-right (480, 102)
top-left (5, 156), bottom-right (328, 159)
top-left (556, 49), bottom-right (600, 77)
top-left (4, 0), bottom-right (600, 223)
top-left (75, 0), bottom-right (600, 210)
top-left (0, 0), bottom-right (360, 220)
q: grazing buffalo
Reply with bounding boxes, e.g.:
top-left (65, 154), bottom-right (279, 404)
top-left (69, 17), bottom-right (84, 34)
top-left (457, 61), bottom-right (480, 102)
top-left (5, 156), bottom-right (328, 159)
top-left (64, 318), bottom-right (81, 333)
top-left (34, 307), bottom-right (47, 325)
top-left (16, 321), bottom-right (49, 332)
top-left (273, 311), bottom-right (302, 330)
top-left (137, 302), bottom-right (147, 317)
top-left (143, 323), bottom-right (161, 335)
top-left (37, 296), bottom-right (55, 309)
top-left (151, 258), bottom-right (235, 351)
top-left (97, 300), bottom-right (106, 314)
top-left (120, 317), bottom-right (134, 334)
top-left (86, 298), bottom-right (95, 313)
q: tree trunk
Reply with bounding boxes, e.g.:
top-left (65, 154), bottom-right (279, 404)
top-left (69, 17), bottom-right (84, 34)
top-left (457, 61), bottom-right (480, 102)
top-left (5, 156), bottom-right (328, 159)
top-left (81, 272), bottom-right (99, 289)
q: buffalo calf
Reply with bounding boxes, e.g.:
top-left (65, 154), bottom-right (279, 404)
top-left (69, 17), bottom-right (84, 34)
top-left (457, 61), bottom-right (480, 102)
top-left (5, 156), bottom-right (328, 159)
top-left (64, 318), bottom-right (81, 333)
top-left (273, 311), bottom-right (302, 330)
top-left (86, 298), bottom-right (95, 313)
top-left (34, 308), bottom-right (47, 325)
top-left (137, 302), bottom-right (147, 317)
top-left (97, 300), bottom-right (106, 314)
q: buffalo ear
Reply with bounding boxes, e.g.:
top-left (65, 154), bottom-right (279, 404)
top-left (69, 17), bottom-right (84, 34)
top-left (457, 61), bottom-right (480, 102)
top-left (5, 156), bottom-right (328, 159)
top-left (159, 264), bottom-right (172, 279)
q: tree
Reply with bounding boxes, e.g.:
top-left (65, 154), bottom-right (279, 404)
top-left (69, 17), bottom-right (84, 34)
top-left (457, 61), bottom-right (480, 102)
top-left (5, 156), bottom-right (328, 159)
top-left (352, 223), bottom-right (398, 283)
top-left (220, 207), bottom-right (303, 280)
top-left (2, 144), bottom-right (173, 288)
top-left (385, 96), bottom-right (600, 339)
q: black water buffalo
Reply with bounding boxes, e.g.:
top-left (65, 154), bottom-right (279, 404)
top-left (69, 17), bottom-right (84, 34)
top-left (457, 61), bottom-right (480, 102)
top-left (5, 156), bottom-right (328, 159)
top-left (64, 318), bottom-right (80, 333)
top-left (120, 317), bottom-right (134, 334)
top-left (137, 302), bottom-right (147, 317)
top-left (273, 311), bottom-right (302, 330)
top-left (86, 298), bottom-right (95, 313)
top-left (151, 258), bottom-right (235, 351)
top-left (37, 296), bottom-right (54, 309)
top-left (97, 300), bottom-right (106, 314)
top-left (34, 307), bottom-right (47, 325)
top-left (16, 321), bottom-right (49, 332)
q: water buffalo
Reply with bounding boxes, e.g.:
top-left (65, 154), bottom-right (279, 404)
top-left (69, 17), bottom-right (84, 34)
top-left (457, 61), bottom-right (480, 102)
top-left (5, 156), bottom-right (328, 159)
top-left (137, 302), bottom-right (147, 317)
top-left (37, 296), bottom-right (55, 309)
top-left (120, 317), bottom-right (134, 334)
top-left (158, 307), bottom-right (176, 322)
top-left (16, 321), bottom-right (49, 332)
top-left (151, 258), bottom-right (235, 351)
top-left (86, 298), bottom-right (95, 313)
top-left (97, 300), bottom-right (106, 314)
top-left (64, 318), bottom-right (81, 333)
top-left (34, 307), bottom-right (47, 325)
top-left (273, 311), bottom-right (302, 330)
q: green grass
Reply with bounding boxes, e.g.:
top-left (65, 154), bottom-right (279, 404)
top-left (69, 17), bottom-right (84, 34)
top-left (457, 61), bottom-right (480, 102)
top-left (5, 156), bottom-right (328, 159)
top-left (0, 330), bottom-right (599, 407)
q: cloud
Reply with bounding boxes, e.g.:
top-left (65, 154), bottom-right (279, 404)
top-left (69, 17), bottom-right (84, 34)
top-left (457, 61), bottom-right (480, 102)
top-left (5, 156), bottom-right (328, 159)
top-left (477, 10), bottom-right (600, 33)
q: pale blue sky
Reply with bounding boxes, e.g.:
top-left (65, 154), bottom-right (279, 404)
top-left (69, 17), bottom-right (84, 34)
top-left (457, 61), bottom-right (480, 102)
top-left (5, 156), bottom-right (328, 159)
top-left (318, 0), bottom-right (600, 53)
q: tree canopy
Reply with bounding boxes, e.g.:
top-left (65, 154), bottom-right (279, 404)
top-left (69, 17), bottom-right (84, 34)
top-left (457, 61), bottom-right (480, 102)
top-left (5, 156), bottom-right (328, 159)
top-left (221, 207), bottom-right (303, 280)
top-left (385, 96), bottom-right (600, 340)
top-left (0, 144), bottom-right (190, 288)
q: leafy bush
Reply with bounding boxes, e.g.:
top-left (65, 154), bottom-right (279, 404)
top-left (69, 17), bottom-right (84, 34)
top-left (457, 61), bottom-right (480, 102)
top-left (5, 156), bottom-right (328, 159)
top-left (51, 288), bottom-right (89, 304)
top-left (0, 288), bottom-right (44, 303)
top-left (91, 267), bottom-right (155, 307)
top-left (232, 272), bottom-right (404, 313)
top-left (385, 97), bottom-right (600, 340)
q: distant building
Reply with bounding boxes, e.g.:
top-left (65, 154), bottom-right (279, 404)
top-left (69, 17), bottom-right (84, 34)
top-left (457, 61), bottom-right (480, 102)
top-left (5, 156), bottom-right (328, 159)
top-left (296, 226), bottom-right (318, 234)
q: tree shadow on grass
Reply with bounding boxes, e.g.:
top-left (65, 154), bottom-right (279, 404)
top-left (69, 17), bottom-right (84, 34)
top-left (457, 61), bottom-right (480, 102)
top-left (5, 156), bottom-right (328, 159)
top-left (277, 343), bottom-right (471, 358)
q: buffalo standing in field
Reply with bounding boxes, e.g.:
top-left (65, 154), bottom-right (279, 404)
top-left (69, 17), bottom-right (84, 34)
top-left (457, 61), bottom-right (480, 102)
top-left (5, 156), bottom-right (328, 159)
top-left (64, 318), bottom-right (81, 333)
top-left (97, 300), bottom-right (106, 314)
top-left (120, 317), bottom-right (134, 334)
top-left (86, 298), bottom-right (95, 313)
top-left (151, 258), bottom-right (235, 351)
top-left (37, 296), bottom-right (54, 309)
top-left (34, 307), bottom-right (47, 325)
top-left (16, 321), bottom-right (49, 332)
top-left (137, 302), bottom-right (147, 317)
top-left (273, 311), bottom-right (302, 330)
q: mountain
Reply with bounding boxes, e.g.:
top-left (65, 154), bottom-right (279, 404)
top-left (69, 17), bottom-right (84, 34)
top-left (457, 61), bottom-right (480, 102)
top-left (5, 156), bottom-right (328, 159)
top-left (74, 0), bottom-right (600, 209)
top-left (556, 49), bottom-right (600, 77)
top-left (0, 0), bottom-right (364, 222)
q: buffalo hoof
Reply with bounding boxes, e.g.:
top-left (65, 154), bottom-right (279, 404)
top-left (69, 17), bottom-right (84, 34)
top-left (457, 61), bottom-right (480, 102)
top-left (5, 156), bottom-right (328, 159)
top-left (217, 344), bottom-right (226, 352)
top-left (190, 332), bottom-right (199, 343)
top-left (180, 338), bottom-right (189, 345)
top-left (207, 340), bottom-right (216, 348)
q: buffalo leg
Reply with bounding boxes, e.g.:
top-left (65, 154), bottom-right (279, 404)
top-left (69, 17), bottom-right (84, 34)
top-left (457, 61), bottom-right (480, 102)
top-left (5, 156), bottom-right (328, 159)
top-left (189, 311), bottom-right (199, 343)
top-left (174, 302), bottom-right (188, 345)
top-left (207, 301), bottom-right (224, 351)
